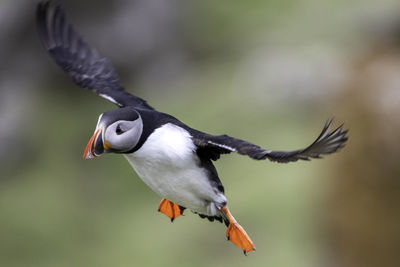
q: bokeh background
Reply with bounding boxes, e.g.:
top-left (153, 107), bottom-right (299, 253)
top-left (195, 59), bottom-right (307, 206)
top-left (1, 0), bottom-right (400, 266)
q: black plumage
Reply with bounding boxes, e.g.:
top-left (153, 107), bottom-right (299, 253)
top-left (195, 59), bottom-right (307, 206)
top-left (191, 119), bottom-right (348, 163)
top-left (36, 2), bottom-right (152, 109)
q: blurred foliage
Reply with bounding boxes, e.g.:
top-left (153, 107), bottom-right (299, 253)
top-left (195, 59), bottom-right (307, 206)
top-left (1, 0), bottom-right (400, 267)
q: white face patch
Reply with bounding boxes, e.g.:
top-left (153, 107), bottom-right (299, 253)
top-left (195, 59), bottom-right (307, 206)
top-left (104, 117), bottom-right (143, 152)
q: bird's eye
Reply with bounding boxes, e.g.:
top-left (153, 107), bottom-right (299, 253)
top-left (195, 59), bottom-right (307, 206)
top-left (116, 125), bottom-right (124, 135)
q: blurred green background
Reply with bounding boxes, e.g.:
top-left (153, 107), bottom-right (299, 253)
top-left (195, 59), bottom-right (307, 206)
top-left (1, 0), bottom-right (400, 266)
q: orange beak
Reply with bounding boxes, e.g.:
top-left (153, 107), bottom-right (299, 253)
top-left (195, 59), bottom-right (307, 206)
top-left (83, 128), bottom-right (102, 159)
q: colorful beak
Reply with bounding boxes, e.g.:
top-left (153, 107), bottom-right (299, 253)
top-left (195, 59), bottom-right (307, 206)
top-left (83, 127), bottom-right (103, 159)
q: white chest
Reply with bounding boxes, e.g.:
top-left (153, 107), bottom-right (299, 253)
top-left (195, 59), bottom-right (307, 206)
top-left (124, 123), bottom-right (225, 214)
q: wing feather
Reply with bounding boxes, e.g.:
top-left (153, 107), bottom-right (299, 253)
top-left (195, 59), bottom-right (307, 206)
top-left (36, 1), bottom-right (153, 109)
top-left (191, 119), bottom-right (348, 163)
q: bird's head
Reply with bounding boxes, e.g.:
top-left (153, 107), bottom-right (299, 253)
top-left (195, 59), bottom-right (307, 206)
top-left (83, 107), bottom-right (143, 159)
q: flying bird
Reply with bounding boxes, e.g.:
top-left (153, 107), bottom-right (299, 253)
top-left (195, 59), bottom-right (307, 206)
top-left (36, 1), bottom-right (348, 255)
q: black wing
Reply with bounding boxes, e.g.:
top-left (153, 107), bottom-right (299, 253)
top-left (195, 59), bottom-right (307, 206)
top-left (191, 119), bottom-right (348, 163)
top-left (36, 1), bottom-right (153, 109)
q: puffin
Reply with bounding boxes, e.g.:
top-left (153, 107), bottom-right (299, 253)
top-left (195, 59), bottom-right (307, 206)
top-left (36, 1), bottom-right (348, 255)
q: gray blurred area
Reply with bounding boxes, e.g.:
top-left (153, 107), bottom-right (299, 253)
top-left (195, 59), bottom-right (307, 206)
top-left (1, 0), bottom-right (400, 267)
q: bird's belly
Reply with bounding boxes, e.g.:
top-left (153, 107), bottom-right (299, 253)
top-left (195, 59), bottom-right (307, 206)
top-left (123, 123), bottom-right (226, 215)
top-left (125, 155), bottom-right (220, 213)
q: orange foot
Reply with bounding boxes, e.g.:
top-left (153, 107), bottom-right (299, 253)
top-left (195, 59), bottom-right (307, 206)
top-left (221, 206), bottom-right (255, 255)
top-left (158, 198), bottom-right (184, 222)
